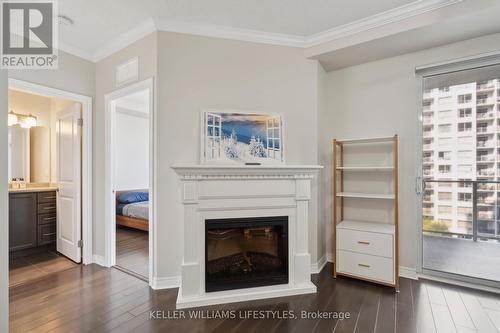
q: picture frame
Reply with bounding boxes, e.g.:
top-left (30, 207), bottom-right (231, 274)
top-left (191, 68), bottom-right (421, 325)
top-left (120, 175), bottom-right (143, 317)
top-left (200, 110), bottom-right (286, 165)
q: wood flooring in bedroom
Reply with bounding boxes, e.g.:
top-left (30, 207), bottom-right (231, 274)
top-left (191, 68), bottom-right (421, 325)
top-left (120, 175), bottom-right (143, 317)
top-left (9, 262), bottom-right (500, 333)
top-left (116, 226), bottom-right (149, 278)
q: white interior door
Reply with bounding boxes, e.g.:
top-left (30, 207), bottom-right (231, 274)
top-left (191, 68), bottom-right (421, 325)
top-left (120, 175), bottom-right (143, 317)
top-left (56, 103), bottom-right (82, 263)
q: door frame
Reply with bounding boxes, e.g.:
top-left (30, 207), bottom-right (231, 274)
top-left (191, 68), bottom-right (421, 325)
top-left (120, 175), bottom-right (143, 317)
top-left (415, 59), bottom-right (500, 292)
top-left (104, 78), bottom-right (155, 285)
top-left (8, 78), bottom-right (93, 265)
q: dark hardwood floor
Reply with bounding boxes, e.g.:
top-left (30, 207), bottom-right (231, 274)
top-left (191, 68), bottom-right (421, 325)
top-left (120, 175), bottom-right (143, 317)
top-left (9, 246), bottom-right (78, 287)
top-left (9, 262), bottom-right (500, 333)
top-left (116, 226), bottom-right (149, 278)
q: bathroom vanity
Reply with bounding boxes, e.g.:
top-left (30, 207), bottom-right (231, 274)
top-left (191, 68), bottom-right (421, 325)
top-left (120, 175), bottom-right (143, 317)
top-left (9, 188), bottom-right (57, 252)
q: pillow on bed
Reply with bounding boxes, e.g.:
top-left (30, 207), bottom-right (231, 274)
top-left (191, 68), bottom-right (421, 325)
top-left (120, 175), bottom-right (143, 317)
top-left (117, 191), bottom-right (149, 204)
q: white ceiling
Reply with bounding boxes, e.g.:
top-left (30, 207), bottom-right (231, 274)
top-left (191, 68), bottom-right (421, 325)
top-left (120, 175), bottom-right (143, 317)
top-left (311, 0), bottom-right (500, 70)
top-left (56, 0), bottom-right (500, 66)
top-left (58, 0), bottom-right (420, 60)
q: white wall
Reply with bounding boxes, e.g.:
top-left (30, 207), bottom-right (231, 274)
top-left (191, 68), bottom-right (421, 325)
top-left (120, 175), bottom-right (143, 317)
top-left (115, 108), bottom-right (149, 190)
top-left (157, 31), bottom-right (321, 279)
top-left (0, 69), bottom-right (8, 333)
top-left (320, 31), bottom-right (500, 270)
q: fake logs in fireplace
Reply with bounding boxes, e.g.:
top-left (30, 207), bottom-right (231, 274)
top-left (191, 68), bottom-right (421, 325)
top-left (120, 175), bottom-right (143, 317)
top-left (205, 217), bottom-right (289, 292)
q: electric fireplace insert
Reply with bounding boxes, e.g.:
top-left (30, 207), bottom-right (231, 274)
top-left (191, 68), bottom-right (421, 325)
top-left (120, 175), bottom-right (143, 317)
top-left (205, 216), bottom-right (288, 292)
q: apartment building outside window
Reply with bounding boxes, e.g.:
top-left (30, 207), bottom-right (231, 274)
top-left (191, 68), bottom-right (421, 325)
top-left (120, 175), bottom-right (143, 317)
top-left (439, 165), bottom-right (451, 173)
top-left (458, 192), bottom-right (472, 202)
top-left (458, 94), bottom-right (472, 104)
top-left (421, 78), bottom-right (500, 239)
top-left (458, 108), bottom-right (472, 118)
top-left (458, 122), bottom-right (472, 132)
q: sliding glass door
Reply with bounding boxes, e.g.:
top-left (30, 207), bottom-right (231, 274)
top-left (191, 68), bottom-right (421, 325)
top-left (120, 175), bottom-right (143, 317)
top-left (420, 65), bottom-right (500, 284)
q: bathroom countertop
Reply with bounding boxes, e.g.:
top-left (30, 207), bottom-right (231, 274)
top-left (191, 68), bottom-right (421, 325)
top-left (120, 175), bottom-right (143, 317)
top-left (8, 184), bottom-right (58, 193)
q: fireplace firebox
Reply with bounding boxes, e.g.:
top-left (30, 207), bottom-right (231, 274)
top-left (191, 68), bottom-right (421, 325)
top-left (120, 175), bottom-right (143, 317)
top-left (205, 216), bottom-right (288, 292)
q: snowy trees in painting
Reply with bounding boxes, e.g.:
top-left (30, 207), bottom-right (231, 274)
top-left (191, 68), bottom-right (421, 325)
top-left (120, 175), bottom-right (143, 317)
top-left (248, 136), bottom-right (266, 158)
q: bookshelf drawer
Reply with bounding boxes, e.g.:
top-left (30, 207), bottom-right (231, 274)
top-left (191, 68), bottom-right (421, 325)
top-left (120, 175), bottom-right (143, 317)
top-left (337, 250), bottom-right (394, 284)
top-left (337, 228), bottom-right (393, 258)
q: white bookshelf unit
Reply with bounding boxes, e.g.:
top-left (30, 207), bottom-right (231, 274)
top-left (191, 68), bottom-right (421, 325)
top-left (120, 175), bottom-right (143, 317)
top-left (333, 135), bottom-right (399, 290)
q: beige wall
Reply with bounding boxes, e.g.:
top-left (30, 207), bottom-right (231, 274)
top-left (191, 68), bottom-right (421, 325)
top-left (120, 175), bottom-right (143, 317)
top-left (94, 32), bottom-right (158, 257)
top-left (0, 69), bottom-right (8, 333)
top-left (156, 31), bottom-right (321, 278)
top-left (320, 31), bottom-right (500, 270)
top-left (8, 51), bottom-right (95, 97)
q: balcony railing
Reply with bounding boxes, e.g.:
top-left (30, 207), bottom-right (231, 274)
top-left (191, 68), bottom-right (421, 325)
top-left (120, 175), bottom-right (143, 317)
top-left (422, 180), bottom-right (500, 241)
top-left (477, 155), bottom-right (494, 162)
top-left (477, 197), bottom-right (496, 205)
top-left (477, 141), bottom-right (494, 148)
top-left (478, 183), bottom-right (496, 191)
top-left (423, 170), bottom-right (434, 177)
top-left (423, 130), bottom-right (434, 138)
top-left (477, 98), bottom-right (495, 105)
top-left (423, 157), bottom-right (433, 163)
top-left (477, 82), bottom-right (496, 90)
top-left (477, 169), bottom-right (495, 176)
top-left (477, 126), bottom-right (494, 133)
top-left (476, 112), bottom-right (495, 119)
top-left (423, 208), bottom-right (433, 215)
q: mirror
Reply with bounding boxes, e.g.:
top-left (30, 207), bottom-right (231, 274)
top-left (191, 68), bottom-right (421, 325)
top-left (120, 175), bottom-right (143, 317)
top-left (8, 126), bottom-right (51, 183)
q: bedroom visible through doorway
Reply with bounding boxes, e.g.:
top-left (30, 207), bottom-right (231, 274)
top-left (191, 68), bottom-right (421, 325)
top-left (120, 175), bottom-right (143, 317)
top-left (105, 79), bottom-right (153, 281)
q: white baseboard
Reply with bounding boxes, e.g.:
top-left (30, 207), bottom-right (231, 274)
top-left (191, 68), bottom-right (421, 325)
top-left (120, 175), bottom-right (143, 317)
top-left (310, 255), bottom-right (327, 274)
top-left (151, 275), bottom-right (181, 290)
top-left (92, 255), bottom-right (107, 267)
top-left (399, 266), bottom-right (418, 280)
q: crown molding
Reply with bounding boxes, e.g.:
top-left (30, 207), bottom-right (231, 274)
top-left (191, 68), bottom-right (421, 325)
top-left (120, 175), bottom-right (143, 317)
top-left (154, 18), bottom-right (305, 47)
top-left (55, 0), bottom-right (465, 63)
top-left (57, 41), bottom-right (94, 62)
top-left (92, 18), bottom-right (157, 62)
top-left (304, 0), bottom-right (464, 47)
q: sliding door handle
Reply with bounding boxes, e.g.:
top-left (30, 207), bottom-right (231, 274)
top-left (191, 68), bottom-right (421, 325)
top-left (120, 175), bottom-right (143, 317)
top-left (415, 176), bottom-right (423, 196)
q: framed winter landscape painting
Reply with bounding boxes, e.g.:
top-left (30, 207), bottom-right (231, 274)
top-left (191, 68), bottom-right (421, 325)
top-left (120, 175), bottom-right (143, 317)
top-left (201, 111), bottom-right (285, 164)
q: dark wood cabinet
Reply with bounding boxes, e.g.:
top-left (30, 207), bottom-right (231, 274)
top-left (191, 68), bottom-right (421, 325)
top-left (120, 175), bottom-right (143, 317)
top-left (9, 190), bottom-right (57, 252)
top-left (38, 224), bottom-right (56, 246)
top-left (9, 193), bottom-right (37, 251)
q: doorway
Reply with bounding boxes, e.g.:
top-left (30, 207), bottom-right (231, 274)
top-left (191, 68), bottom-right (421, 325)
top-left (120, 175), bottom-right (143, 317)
top-left (105, 79), bottom-right (154, 283)
top-left (7, 79), bottom-right (92, 286)
top-left (419, 64), bottom-right (500, 289)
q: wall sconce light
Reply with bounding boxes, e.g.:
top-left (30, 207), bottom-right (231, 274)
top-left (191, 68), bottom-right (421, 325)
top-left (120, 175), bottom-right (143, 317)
top-left (8, 111), bottom-right (37, 128)
top-left (23, 115), bottom-right (37, 128)
top-left (8, 111), bottom-right (18, 126)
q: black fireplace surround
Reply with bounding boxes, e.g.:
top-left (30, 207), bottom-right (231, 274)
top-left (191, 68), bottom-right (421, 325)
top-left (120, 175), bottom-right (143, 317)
top-left (205, 216), bottom-right (289, 292)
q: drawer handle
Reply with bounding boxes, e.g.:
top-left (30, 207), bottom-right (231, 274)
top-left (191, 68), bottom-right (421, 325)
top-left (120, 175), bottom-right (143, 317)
top-left (43, 217), bottom-right (56, 221)
top-left (43, 232), bottom-right (56, 236)
top-left (358, 263), bottom-right (371, 268)
top-left (42, 196), bottom-right (56, 200)
top-left (357, 241), bottom-right (370, 245)
top-left (43, 206), bottom-right (56, 210)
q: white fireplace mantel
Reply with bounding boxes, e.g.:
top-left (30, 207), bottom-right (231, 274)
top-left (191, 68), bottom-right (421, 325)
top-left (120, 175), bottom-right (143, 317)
top-left (172, 164), bottom-right (323, 309)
